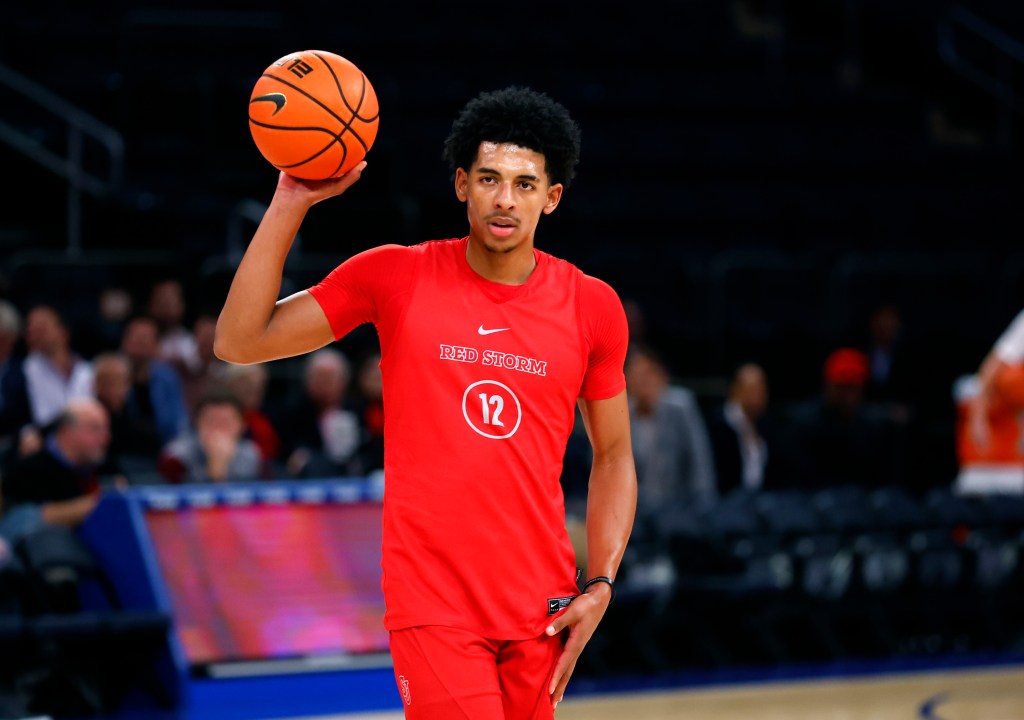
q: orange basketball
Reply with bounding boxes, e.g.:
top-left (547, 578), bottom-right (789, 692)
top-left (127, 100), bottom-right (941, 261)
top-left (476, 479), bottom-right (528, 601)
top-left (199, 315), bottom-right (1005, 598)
top-left (248, 50), bottom-right (379, 180)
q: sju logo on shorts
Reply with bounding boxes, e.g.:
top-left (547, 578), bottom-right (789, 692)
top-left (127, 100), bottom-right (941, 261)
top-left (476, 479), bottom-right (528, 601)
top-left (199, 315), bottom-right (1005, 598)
top-left (399, 675), bottom-right (411, 705)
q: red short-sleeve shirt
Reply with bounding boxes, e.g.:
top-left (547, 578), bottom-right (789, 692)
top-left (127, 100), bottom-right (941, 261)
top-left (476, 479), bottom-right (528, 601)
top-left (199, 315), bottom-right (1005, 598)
top-left (309, 237), bottom-right (627, 638)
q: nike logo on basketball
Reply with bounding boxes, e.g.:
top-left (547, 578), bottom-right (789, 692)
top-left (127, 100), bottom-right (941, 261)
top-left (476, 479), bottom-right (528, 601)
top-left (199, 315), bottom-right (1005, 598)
top-left (478, 325), bottom-right (510, 335)
top-left (250, 92), bottom-right (287, 115)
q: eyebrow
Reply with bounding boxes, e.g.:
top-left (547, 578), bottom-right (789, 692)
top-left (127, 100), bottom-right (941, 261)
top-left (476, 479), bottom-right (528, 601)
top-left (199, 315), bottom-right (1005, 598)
top-left (476, 166), bottom-right (541, 183)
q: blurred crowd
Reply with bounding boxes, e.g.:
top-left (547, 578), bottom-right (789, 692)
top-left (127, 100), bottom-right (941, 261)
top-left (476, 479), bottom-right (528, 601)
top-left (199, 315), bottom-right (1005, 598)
top-left (559, 297), bottom-right (1024, 592)
top-left (0, 278), bottom-right (385, 548)
top-left (0, 274), bottom-right (1021, 592)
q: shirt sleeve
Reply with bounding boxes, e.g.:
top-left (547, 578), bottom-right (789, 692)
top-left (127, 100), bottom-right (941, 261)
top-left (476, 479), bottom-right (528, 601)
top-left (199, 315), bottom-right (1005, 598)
top-left (994, 308), bottom-right (1024, 365)
top-left (307, 244), bottom-right (416, 340)
top-left (578, 274), bottom-right (629, 401)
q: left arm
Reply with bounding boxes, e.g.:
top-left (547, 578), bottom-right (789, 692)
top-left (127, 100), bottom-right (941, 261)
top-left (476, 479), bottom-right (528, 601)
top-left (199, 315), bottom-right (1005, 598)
top-left (546, 389), bottom-right (637, 708)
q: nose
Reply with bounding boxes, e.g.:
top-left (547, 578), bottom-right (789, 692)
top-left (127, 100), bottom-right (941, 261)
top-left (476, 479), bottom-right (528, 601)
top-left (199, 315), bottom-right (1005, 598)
top-left (494, 181), bottom-right (515, 209)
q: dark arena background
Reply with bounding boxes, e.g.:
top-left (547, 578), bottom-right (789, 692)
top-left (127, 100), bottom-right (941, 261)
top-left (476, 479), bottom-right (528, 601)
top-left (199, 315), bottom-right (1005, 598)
top-left (1, 2), bottom-right (1024, 718)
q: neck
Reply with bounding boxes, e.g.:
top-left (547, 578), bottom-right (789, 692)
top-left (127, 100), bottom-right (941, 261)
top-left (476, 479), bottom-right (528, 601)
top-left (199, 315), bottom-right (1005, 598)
top-left (45, 347), bottom-right (72, 370)
top-left (465, 237), bottom-right (537, 285)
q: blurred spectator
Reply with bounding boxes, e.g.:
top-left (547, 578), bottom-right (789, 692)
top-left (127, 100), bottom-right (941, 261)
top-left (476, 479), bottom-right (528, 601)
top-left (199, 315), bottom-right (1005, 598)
top-left (349, 351), bottom-right (385, 474)
top-left (277, 348), bottom-right (360, 478)
top-left (783, 348), bottom-right (902, 488)
top-left (121, 316), bottom-right (188, 443)
top-left (148, 279), bottom-right (199, 375)
top-left (22, 305), bottom-right (94, 430)
top-left (0, 398), bottom-right (109, 542)
top-left (93, 351), bottom-right (163, 468)
top-left (626, 343), bottom-right (716, 543)
top-left (707, 362), bottom-right (776, 495)
top-left (861, 303), bottom-right (914, 424)
top-left (80, 286), bottom-right (133, 358)
top-left (222, 362), bottom-right (280, 464)
top-left (158, 390), bottom-right (263, 484)
top-left (180, 313), bottom-right (224, 415)
top-left (957, 307), bottom-right (1024, 494)
top-left (0, 300), bottom-right (30, 443)
top-left (622, 298), bottom-right (648, 344)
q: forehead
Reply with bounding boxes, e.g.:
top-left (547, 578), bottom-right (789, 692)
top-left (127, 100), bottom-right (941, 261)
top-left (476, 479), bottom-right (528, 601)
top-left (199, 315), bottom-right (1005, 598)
top-left (96, 358), bottom-right (130, 375)
top-left (472, 142), bottom-right (548, 179)
top-left (29, 308), bottom-right (59, 324)
top-left (127, 318), bottom-right (158, 335)
top-left (200, 403), bottom-right (241, 420)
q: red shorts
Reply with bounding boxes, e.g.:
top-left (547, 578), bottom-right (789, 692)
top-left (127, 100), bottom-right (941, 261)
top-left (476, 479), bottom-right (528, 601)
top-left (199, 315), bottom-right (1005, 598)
top-left (389, 626), bottom-right (564, 720)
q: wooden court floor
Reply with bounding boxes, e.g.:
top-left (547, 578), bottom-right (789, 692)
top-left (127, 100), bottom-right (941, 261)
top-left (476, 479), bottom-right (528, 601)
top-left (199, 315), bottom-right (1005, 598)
top-left (284, 665), bottom-right (1024, 720)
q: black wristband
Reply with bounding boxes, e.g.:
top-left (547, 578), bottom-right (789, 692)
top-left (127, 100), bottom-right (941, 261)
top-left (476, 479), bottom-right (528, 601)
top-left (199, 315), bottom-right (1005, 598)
top-left (582, 576), bottom-right (615, 603)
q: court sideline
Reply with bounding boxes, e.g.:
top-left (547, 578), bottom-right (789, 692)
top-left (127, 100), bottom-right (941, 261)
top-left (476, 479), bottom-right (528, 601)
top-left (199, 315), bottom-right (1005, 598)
top-left (280, 665), bottom-right (1024, 720)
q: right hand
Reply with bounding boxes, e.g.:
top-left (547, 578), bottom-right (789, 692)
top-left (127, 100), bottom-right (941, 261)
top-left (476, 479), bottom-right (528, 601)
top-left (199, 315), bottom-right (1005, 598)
top-left (200, 429), bottom-right (239, 482)
top-left (275, 160), bottom-right (367, 208)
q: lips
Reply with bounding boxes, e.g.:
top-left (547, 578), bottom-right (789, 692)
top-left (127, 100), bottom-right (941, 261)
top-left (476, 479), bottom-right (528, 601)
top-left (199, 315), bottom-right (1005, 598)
top-left (487, 216), bottom-right (518, 237)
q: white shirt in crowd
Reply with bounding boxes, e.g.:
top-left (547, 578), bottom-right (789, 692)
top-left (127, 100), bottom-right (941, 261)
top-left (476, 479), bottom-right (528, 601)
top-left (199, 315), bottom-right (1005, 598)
top-left (723, 399), bottom-right (767, 491)
top-left (22, 353), bottom-right (94, 427)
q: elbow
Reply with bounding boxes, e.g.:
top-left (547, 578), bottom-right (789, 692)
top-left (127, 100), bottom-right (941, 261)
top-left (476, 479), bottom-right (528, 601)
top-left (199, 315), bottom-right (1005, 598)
top-left (212, 337), bottom-right (235, 363)
top-left (213, 322), bottom-right (252, 365)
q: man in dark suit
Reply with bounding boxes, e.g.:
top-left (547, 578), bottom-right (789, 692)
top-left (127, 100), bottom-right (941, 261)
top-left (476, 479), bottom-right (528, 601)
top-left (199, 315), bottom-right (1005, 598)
top-left (708, 363), bottom-right (774, 497)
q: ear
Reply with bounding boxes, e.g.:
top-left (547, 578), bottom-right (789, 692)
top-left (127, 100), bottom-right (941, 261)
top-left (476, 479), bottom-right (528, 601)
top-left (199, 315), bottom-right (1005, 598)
top-left (454, 167), bottom-right (469, 203)
top-left (542, 183), bottom-right (564, 215)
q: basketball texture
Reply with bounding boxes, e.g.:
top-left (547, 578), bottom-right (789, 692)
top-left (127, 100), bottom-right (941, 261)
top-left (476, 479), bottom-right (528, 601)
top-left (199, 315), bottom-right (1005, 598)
top-left (248, 50), bottom-right (379, 180)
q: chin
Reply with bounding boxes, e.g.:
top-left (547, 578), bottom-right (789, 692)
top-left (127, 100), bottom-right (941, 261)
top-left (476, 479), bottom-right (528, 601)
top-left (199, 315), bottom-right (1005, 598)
top-left (481, 233), bottom-right (522, 254)
top-left (484, 241), bottom-right (519, 255)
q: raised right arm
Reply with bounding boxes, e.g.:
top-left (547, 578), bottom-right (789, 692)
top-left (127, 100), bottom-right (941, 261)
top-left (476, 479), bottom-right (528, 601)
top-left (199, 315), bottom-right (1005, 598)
top-left (214, 164), bottom-right (366, 365)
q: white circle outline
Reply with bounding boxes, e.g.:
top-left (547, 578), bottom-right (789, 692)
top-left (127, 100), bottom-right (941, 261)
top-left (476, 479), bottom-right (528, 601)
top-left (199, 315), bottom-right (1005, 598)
top-left (462, 380), bottom-right (522, 439)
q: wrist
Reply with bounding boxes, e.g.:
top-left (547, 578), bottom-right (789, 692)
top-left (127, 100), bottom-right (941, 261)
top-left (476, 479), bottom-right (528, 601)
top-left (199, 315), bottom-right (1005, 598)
top-left (269, 190), bottom-right (314, 216)
top-left (582, 576), bottom-right (616, 603)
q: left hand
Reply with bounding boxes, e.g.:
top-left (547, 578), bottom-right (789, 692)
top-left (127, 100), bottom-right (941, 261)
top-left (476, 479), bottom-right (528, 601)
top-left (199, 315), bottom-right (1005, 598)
top-left (545, 583), bottom-right (612, 709)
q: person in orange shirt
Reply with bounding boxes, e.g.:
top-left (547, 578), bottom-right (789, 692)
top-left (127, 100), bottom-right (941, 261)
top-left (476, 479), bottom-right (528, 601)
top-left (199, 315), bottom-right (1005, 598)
top-left (957, 308), bottom-right (1024, 493)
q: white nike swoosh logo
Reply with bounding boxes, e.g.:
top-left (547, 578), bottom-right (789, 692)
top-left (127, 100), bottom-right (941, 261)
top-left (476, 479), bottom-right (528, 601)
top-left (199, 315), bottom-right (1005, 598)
top-left (478, 325), bottom-right (511, 335)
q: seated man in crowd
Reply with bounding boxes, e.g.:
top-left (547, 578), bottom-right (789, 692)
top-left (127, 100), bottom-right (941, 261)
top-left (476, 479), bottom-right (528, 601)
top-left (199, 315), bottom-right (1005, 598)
top-left (93, 351), bottom-right (164, 478)
top-left (22, 304), bottom-right (94, 431)
top-left (783, 348), bottom-right (903, 489)
top-left (222, 362), bottom-right (280, 465)
top-left (625, 343), bottom-right (716, 575)
top-left (121, 315), bottom-right (188, 444)
top-left (158, 390), bottom-right (263, 484)
top-left (707, 362), bottom-right (776, 496)
top-left (148, 278), bottom-right (199, 376)
top-left (276, 349), bottom-right (361, 478)
top-left (0, 398), bottom-right (110, 542)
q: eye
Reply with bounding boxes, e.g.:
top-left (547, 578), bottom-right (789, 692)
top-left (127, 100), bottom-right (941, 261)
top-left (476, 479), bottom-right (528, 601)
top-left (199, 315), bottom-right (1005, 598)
top-left (518, 181), bottom-right (535, 190)
top-left (479, 176), bottom-right (496, 184)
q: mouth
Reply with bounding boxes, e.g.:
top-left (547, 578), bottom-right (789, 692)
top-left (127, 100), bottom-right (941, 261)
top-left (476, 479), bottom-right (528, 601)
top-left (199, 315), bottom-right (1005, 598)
top-left (488, 217), bottom-right (518, 238)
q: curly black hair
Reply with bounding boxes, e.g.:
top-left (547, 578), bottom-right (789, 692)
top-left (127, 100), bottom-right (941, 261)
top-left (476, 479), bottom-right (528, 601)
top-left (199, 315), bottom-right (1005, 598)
top-left (443, 86), bottom-right (582, 188)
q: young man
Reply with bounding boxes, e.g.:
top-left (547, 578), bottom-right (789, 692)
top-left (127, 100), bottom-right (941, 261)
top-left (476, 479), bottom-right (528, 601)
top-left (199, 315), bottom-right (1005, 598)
top-left (215, 87), bottom-right (637, 718)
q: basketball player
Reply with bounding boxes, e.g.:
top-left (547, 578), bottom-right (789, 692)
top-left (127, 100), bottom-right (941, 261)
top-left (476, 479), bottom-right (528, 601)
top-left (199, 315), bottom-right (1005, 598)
top-left (215, 87), bottom-right (637, 718)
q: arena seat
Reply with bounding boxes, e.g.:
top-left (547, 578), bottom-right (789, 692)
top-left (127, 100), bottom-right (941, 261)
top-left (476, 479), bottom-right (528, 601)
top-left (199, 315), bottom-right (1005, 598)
top-left (753, 489), bottom-right (823, 540)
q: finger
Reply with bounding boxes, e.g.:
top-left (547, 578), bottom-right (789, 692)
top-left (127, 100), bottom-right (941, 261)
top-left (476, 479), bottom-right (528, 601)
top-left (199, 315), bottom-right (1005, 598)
top-left (552, 658), bottom-right (577, 704)
top-left (335, 160), bottom-right (368, 184)
top-left (545, 604), bottom-right (581, 636)
top-left (548, 646), bottom-right (573, 695)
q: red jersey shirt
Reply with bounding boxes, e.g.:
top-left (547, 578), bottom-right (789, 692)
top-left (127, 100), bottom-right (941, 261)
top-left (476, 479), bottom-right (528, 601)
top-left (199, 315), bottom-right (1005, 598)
top-left (309, 237), bottom-right (628, 638)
